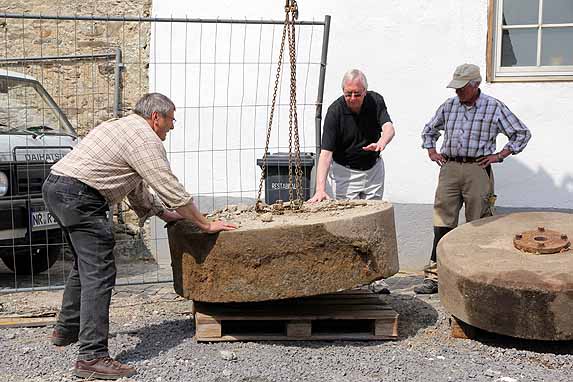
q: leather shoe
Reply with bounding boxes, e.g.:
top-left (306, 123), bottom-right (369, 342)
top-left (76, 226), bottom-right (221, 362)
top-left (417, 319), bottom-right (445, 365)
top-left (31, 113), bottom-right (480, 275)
top-left (74, 357), bottom-right (136, 380)
top-left (50, 328), bottom-right (78, 346)
top-left (414, 279), bottom-right (438, 294)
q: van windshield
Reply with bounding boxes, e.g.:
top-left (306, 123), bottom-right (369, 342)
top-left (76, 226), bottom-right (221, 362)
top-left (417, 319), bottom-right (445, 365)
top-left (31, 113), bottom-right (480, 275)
top-left (0, 76), bottom-right (75, 137)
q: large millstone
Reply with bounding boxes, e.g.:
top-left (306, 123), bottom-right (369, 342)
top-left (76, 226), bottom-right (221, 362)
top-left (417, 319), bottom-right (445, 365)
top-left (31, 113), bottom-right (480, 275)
top-left (439, 212), bottom-right (573, 340)
top-left (168, 200), bottom-right (399, 302)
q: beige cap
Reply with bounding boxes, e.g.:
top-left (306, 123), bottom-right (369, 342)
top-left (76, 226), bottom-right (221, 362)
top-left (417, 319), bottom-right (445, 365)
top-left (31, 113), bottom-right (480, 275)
top-left (447, 63), bottom-right (482, 89)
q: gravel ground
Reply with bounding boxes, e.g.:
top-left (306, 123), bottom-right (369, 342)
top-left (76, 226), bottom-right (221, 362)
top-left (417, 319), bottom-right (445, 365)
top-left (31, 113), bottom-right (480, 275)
top-left (1, 274), bottom-right (572, 382)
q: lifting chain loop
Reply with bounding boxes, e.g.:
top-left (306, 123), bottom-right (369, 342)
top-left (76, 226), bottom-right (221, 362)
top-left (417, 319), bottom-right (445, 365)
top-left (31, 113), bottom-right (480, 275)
top-left (256, 0), bottom-right (303, 212)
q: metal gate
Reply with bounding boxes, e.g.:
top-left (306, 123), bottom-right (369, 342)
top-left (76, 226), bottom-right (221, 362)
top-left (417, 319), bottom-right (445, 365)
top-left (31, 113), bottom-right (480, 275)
top-left (0, 12), bottom-right (330, 292)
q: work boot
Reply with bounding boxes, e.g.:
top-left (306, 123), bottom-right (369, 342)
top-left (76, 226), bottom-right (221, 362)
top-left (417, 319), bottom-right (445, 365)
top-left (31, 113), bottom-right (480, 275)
top-left (368, 279), bottom-right (391, 294)
top-left (414, 278), bottom-right (438, 294)
top-left (50, 328), bottom-right (78, 347)
top-left (74, 357), bottom-right (136, 380)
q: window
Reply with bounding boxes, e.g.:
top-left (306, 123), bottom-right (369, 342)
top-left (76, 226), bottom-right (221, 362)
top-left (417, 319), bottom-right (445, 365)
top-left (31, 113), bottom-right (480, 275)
top-left (0, 77), bottom-right (67, 134)
top-left (488, 0), bottom-right (573, 81)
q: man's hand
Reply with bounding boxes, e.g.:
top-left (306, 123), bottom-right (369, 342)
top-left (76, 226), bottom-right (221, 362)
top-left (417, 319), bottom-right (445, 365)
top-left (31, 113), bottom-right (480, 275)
top-left (477, 154), bottom-right (502, 168)
top-left (206, 220), bottom-right (237, 233)
top-left (428, 148), bottom-right (446, 166)
top-left (362, 142), bottom-right (386, 152)
top-left (158, 210), bottom-right (184, 222)
top-left (308, 190), bottom-right (331, 203)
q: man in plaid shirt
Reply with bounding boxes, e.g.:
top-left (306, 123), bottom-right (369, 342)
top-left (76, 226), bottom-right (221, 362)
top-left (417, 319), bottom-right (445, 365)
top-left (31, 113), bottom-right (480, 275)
top-left (415, 64), bottom-right (531, 294)
top-left (42, 93), bottom-right (236, 379)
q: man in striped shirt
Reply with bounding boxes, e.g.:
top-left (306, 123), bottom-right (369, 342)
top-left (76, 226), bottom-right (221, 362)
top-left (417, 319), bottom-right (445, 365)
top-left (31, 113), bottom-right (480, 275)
top-left (43, 93), bottom-right (236, 379)
top-left (415, 64), bottom-right (531, 294)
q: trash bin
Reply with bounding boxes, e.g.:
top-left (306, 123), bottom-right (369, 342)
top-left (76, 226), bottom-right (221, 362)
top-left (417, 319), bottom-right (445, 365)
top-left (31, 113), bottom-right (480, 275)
top-left (257, 152), bottom-right (315, 204)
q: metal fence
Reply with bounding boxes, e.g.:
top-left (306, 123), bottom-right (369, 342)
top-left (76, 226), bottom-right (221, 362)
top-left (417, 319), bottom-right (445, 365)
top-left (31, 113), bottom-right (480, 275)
top-left (0, 12), bottom-right (330, 292)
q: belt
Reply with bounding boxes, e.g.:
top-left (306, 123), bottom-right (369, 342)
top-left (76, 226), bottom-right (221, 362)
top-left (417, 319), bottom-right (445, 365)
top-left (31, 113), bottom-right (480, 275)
top-left (338, 157), bottom-right (379, 171)
top-left (46, 173), bottom-right (82, 185)
top-left (342, 163), bottom-right (374, 171)
top-left (445, 156), bottom-right (482, 163)
top-left (46, 173), bottom-right (103, 197)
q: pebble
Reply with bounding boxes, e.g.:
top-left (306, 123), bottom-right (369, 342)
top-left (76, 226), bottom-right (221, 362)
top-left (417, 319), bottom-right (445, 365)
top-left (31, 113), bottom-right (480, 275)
top-left (222, 369), bottom-right (232, 377)
top-left (485, 369), bottom-right (501, 377)
top-left (219, 350), bottom-right (238, 361)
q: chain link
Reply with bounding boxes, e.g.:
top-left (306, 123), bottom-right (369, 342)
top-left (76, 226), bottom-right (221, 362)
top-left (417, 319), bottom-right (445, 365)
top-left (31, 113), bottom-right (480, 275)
top-left (287, 9), bottom-right (303, 206)
top-left (256, 0), bottom-right (303, 211)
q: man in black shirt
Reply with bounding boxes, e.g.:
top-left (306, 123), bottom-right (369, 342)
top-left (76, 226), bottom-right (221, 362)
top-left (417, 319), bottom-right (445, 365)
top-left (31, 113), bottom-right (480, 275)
top-left (309, 69), bottom-right (395, 202)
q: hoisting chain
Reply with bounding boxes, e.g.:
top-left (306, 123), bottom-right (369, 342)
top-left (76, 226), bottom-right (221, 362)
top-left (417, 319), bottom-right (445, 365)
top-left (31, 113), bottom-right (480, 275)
top-left (256, 0), bottom-right (304, 212)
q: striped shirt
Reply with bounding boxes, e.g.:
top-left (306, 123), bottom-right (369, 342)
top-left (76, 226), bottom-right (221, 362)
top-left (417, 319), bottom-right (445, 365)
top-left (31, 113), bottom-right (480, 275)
top-left (421, 92), bottom-right (531, 157)
top-left (51, 113), bottom-right (192, 222)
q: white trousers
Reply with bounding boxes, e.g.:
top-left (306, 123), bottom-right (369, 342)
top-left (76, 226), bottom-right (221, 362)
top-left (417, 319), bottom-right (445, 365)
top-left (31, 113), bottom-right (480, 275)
top-left (327, 157), bottom-right (385, 200)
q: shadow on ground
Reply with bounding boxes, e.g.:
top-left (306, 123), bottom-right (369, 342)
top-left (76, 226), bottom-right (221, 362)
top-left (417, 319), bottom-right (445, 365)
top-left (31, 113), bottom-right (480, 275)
top-left (0, 257), bottom-right (172, 291)
top-left (384, 274), bottom-right (440, 339)
top-left (114, 318), bottom-right (195, 362)
top-left (469, 328), bottom-right (573, 355)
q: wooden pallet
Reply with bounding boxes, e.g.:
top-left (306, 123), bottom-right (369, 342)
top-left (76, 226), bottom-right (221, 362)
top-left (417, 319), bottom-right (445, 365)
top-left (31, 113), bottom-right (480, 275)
top-left (194, 289), bottom-right (398, 342)
top-left (450, 316), bottom-right (477, 339)
top-left (0, 311), bottom-right (57, 328)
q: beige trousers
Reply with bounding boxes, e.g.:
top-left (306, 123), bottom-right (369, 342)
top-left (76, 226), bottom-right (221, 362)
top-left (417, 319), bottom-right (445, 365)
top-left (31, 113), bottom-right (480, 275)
top-left (425, 161), bottom-right (496, 281)
top-left (433, 161), bottom-right (495, 228)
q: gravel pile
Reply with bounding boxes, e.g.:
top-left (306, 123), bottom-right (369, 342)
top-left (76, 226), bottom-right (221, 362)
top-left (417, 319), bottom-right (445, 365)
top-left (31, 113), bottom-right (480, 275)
top-left (1, 274), bottom-right (572, 382)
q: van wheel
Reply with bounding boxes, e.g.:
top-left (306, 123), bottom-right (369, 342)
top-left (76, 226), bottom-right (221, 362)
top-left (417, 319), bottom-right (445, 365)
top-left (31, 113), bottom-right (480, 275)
top-left (0, 246), bottom-right (60, 275)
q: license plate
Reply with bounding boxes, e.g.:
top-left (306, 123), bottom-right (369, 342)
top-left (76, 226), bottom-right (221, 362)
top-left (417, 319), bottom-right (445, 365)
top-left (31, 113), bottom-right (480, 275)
top-left (31, 210), bottom-right (59, 230)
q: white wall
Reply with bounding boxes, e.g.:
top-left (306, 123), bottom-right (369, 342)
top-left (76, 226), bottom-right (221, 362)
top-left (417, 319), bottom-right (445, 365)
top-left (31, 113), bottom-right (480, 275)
top-left (152, 0), bottom-right (573, 210)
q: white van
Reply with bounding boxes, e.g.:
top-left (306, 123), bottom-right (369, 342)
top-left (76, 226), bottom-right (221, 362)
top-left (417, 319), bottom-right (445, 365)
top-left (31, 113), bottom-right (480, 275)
top-left (0, 70), bottom-right (78, 274)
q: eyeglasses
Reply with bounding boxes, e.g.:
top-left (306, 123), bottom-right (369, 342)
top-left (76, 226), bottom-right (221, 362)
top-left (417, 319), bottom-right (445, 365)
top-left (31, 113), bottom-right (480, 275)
top-left (343, 91), bottom-right (365, 98)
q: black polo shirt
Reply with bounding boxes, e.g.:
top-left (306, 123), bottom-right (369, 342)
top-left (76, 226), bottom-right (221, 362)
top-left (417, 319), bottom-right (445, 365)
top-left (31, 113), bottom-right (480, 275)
top-left (321, 91), bottom-right (392, 170)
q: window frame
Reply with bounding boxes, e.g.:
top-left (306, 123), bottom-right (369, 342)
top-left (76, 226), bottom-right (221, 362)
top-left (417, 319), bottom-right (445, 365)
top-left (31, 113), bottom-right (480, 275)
top-left (487, 0), bottom-right (573, 82)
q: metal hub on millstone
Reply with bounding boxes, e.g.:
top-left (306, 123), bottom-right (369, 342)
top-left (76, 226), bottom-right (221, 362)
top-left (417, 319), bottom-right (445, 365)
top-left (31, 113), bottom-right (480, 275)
top-left (439, 212), bottom-right (573, 340)
top-left (168, 200), bottom-right (398, 303)
top-left (513, 226), bottom-right (570, 254)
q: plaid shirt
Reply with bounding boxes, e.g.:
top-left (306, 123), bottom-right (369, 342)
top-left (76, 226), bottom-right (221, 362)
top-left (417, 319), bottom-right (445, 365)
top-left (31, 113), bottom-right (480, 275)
top-left (421, 92), bottom-right (531, 157)
top-left (51, 114), bottom-right (192, 222)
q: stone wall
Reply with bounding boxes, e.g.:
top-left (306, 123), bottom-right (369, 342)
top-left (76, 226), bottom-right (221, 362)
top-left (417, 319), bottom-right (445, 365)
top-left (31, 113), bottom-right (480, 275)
top-left (0, 0), bottom-right (152, 136)
top-left (0, 1), bottom-right (154, 260)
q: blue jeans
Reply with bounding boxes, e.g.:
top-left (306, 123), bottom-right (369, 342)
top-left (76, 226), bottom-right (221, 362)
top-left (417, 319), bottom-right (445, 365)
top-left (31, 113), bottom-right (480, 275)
top-left (42, 173), bottom-right (115, 360)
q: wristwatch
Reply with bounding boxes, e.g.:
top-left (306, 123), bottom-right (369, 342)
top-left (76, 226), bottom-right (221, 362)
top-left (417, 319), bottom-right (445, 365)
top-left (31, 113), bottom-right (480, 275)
top-left (496, 153), bottom-right (504, 163)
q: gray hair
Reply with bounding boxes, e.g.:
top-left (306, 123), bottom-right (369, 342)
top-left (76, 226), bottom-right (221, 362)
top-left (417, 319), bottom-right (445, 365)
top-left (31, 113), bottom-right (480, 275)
top-left (341, 69), bottom-right (368, 90)
top-left (468, 79), bottom-right (481, 88)
top-left (133, 93), bottom-right (175, 119)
